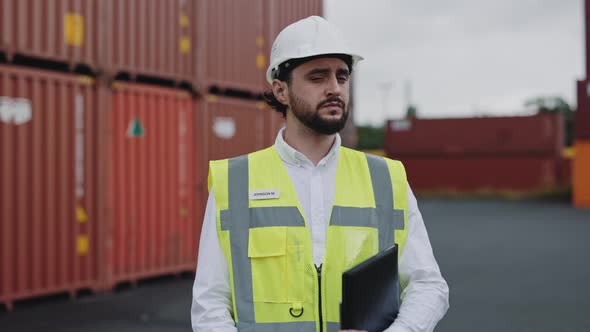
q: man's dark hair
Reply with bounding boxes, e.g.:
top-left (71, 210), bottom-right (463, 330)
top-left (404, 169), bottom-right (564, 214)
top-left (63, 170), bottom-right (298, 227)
top-left (263, 54), bottom-right (353, 117)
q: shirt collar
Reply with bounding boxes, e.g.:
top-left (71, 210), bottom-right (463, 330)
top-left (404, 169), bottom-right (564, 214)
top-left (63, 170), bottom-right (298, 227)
top-left (274, 127), bottom-right (341, 168)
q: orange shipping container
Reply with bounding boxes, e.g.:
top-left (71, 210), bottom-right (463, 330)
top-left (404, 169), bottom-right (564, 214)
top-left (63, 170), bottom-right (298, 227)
top-left (0, 65), bottom-right (101, 309)
top-left (102, 83), bottom-right (201, 288)
top-left (573, 141), bottom-right (590, 208)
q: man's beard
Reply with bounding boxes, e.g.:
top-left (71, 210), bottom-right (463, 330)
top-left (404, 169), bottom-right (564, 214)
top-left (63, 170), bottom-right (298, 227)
top-left (288, 91), bottom-right (349, 135)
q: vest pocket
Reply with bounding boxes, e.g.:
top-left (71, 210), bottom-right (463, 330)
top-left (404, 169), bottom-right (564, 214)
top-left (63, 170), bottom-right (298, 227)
top-left (248, 227), bottom-right (288, 302)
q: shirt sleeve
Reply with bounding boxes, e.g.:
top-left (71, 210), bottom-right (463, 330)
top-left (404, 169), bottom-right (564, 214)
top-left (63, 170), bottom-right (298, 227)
top-left (191, 189), bottom-right (237, 332)
top-left (384, 184), bottom-right (450, 332)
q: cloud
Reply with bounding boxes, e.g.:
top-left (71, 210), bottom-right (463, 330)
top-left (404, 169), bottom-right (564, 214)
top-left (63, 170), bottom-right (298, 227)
top-left (325, 0), bottom-right (584, 125)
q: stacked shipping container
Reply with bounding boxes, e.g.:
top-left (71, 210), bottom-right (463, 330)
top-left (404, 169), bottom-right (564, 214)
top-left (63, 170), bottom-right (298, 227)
top-left (0, 0), bottom-right (100, 70)
top-left (104, 83), bottom-right (200, 288)
top-left (384, 113), bottom-right (568, 194)
top-left (0, 0), bottom-right (323, 308)
top-left (0, 65), bottom-right (100, 310)
top-left (196, 0), bottom-right (267, 93)
top-left (0, 0), bottom-right (196, 83)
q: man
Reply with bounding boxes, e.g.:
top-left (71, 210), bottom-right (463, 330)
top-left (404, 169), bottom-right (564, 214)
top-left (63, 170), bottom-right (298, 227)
top-left (191, 16), bottom-right (449, 332)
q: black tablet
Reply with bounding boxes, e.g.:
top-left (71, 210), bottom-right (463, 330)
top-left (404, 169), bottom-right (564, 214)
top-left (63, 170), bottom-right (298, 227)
top-left (340, 244), bottom-right (400, 332)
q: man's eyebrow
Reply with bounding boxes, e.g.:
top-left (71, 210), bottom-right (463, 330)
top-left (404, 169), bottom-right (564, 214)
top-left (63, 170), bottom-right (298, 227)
top-left (305, 68), bottom-right (330, 76)
top-left (337, 68), bottom-right (350, 76)
top-left (305, 67), bottom-right (350, 76)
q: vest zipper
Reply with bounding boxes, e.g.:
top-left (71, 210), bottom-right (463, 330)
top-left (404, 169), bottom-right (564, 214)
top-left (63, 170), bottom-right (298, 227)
top-left (316, 264), bottom-right (323, 332)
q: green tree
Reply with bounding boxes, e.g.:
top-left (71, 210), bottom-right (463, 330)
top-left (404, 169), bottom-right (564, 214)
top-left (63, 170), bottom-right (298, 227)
top-left (357, 125), bottom-right (384, 150)
top-left (405, 104), bottom-right (418, 119)
top-left (524, 96), bottom-right (575, 146)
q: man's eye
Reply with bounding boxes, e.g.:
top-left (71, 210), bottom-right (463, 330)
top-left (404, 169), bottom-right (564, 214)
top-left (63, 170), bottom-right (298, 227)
top-left (310, 76), bottom-right (323, 81)
top-left (337, 76), bottom-right (349, 82)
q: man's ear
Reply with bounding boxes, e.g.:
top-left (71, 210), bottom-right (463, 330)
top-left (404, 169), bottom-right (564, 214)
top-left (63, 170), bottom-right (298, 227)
top-left (271, 80), bottom-right (289, 106)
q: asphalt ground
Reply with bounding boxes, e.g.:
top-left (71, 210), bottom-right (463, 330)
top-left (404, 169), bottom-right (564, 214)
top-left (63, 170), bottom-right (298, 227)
top-left (1, 198), bottom-right (589, 332)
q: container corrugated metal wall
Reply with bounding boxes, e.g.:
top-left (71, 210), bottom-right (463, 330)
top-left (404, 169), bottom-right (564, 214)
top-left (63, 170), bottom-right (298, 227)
top-left (0, 0), bottom-right (198, 84)
top-left (576, 105), bottom-right (590, 140)
top-left (384, 113), bottom-right (567, 193)
top-left (0, 65), bottom-right (99, 309)
top-left (556, 156), bottom-right (572, 188)
top-left (195, 0), bottom-right (266, 93)
top-left (573, 140), bottom-right (590, 207)
top-left (397, 156), bottom-right (561, 193)
top-left (264, 110), bottom-right (285, 147)
top-left (200, 96), bottom-right (270, 162)
top-left (265, 0), bottom-right (323, 56)
top-left (385, 113), bottom-right (564, 157)
top-left (105, 83), bottom-right (200, 287)
top-left (0, 0), bottom-right (99, 69)
top-left (100, 0), bottom-right (197, 84)
top-left (576, 80), bottom-right (590, 140)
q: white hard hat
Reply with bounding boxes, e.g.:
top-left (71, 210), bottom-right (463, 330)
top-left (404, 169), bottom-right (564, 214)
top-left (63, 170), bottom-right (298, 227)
top-left (266, 16), bottom-right (364, 84)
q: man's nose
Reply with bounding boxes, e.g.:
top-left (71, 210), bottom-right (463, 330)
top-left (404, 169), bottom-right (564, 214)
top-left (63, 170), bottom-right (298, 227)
top-left (325, 74), bottom-right (342, 97)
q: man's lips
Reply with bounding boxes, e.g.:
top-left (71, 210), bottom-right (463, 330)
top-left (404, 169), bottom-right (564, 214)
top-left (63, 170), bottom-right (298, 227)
top-left (320, 101), bottom-right (344, 109)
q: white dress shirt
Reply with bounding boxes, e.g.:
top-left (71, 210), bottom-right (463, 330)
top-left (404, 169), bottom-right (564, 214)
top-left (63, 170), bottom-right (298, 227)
top-left (191, 129), bottom-right (449, 332)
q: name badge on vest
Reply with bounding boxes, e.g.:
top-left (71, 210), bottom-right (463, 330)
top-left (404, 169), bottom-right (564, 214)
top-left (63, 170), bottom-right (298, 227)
top-left (249, 189), bottom-right (280, 200)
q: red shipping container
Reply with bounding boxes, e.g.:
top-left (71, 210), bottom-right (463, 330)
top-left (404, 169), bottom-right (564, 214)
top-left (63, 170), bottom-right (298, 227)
top-left (197, 96), bottom-right (277, 206)
top-left (0, 0), bottom-right (99, 70)
top-left (195, 0), bottom-right (267, 94)
top-left (100, 0), bottom-right (197, 85)
top-left (396, 156), bottom-right (561, 193)
top-left (340, 109), bottom-right (358, 148)
top-left (264, 0), bottom-right (323, 58)
top-left (556, 156), bottom-right (572, 187)
top-left (576, 80), bottom-right (590, 140)
top-left (264, 108), bottom-right (285, 147)
top-left (385, 113), bottom-right (564, 157)
top-left (103, 83), bottom-right (200, 288)
top-left (199, 95), bottom-right (271, 163)
top-left (1, 0), bottom-right (197, 85)
top-left (0, 65), bottom-right (100, 309)
top-left (195, 0), bottom-right (323, 93)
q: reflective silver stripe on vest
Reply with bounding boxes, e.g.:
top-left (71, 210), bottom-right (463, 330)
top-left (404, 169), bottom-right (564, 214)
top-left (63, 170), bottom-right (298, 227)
top-left (222, 155), bottom-right (254, 326)
top-left (326, 321), bottom-right (341, 332)
top-left (221, 155), bottom-right (311, 331)
top-left (236, 321), bottom-right (317, 332)
top-left (330, 154), bottom-right (404, 250)
top-left (329, 207), bottom-right (378, 228)
top-left (366, 154), bottom-right (405, 250)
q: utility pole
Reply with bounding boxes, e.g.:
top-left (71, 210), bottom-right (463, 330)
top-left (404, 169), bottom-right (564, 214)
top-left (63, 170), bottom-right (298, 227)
top-left (377, 81), bottom-right (393, 125)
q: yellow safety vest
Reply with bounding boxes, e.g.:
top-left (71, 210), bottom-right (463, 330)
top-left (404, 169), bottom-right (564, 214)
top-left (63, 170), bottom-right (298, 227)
top-left (208, 146), bottom-right (409, 332)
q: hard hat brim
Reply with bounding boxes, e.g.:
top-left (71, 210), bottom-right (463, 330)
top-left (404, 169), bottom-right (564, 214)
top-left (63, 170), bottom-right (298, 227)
top-left (266, 53), bottom-right (363, 84)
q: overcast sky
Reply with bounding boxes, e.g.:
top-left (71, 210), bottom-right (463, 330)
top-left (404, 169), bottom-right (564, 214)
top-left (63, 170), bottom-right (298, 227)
top-left (324, 0), bottom-right (584, 125)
